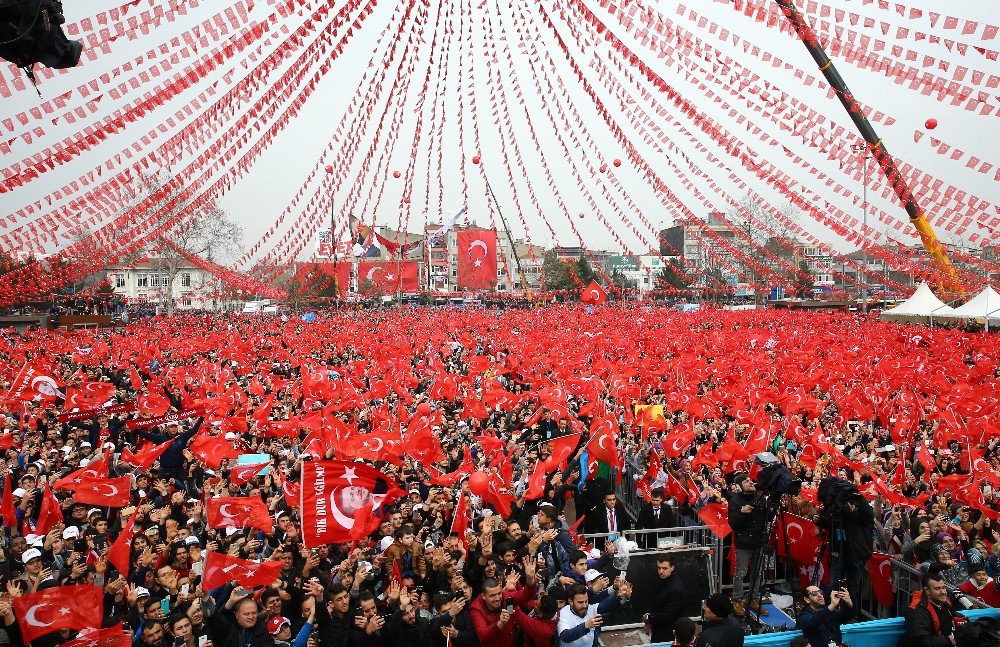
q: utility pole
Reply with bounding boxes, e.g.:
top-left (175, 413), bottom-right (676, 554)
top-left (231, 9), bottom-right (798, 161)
top-left (482, 172), bottom-right (529, 292)
top-left (852, 142), bottom-right (869, 313)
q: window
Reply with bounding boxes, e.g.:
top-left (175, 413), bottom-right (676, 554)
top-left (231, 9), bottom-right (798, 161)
top-left (115, 274), bottom-right (126, 288)
top-left (181, 273), bottom-right (191, 287)
top-left (136, 274), bottom-right (148, 287)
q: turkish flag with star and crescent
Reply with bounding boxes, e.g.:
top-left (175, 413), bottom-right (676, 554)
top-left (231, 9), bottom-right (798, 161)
top-left (206, 496), bottom-right (275, 533)
top-left (580, 281), bottom-right (608, 305)
top-left (202, 551), bottom-right (283, 591)
top-left (299, 460), bottom-right (405, 548)
top-left (771, 512), bottom-right (822, 567)
top-left (71, 475), bottom-right (133, 508)
top-left (14, 584), bottom-right (104, 643)
top-left (456, 230), bottom-right (498, 290)
top-left (356, 261), bottom-right (420, 293)
top-left (867, 553), bottom-right (895, 606)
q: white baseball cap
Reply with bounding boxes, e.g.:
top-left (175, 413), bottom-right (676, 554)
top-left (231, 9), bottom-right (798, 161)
top-left (22, 548), bottom-right (42, 563)
top-left (584, 569), bottom-right (603, 583)
top-left (63, 527), bottom-right (80, 539)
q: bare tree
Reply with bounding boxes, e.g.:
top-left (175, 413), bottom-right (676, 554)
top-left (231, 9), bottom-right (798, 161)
top-left (126, 171), bottom-right (244, 314)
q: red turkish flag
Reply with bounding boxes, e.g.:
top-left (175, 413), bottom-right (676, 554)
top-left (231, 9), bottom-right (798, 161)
top-left (0, 434), bottom-right (14, 450)
top-left (580, 281), bottom-right (608, 305)
top-left (54, 450), bottom-right (109, 491)
top-left (1, 471), bottom-right (15, 528)
top-left (72, 475), bottom-right (132, 507)
top-left (525, 460), bottom-right (548, 500)
top-left (136, 392), bottom-right (170, 416)
top-left (867, 553), bottom-right (894, 606)
top-left (772, 512), bottom-right (821, 566)
top-left (341, 430), bottom-right (404, 462)
top-left (356, 261), bottom-right (420, 293)
top-left (661, 425), bottom-right (696, 458)
top-left (230, 462), bottom-right (268, 486)
top-left (544, 433), bottom-right (582, 472)
top-left (299, 460), bottom-right (404, 548)
top-left (916, 441), bottom-right (936, 474)
top-left (585, 417), bottom-right (619, 468)
top-left (404, 418), bottom-right (445, 465)
top-left (456, 230), bottom-right (498, 290)
top-left (107, 504), bottom-right (140, 576)
top-left (14, 584), bottom-right (104, 643)
top-left (697, 502), bottom-right (731, 538)
top-left (120, 439), bottom-right (172, 471)
top-left (451, 491), bottom-right (470, 548)
top-left (35, 484), bottom-right (64, 536)
top-left (189, 431), bottom-right (240, 469)
top-left (63, 624), bottom-right (132, 647)
top-left (295, 261), bottom-right (352, 296)
top-left (128, 366), bottom-right (144, 391)
top-left (206, 497), bottom-right (274, 533)
top-left (6, 360), bottom-right (63, 403)
top-left (203, 551), bottom-right (283, 591)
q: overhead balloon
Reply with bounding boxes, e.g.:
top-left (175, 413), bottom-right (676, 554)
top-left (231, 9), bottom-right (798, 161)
top-left (468, 471), bottom-right (490, 496)
top-left (925, 118), bottom-right (938, 130)
top-left (393, 170), bottom-right (401, 179)
top-left (325, 165), bottom-right (333, 173)
top-left (472, 155), bottom-right (481, 165)
top-left (613, 159), bottom-right (621, 167)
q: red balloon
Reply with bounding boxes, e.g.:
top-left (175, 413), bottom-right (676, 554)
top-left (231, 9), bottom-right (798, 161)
top-left (393, 170), bottom-right (401, 179)
top-left (925, 118), bottom-right (938, 130)
top-left (613, 158), bottom-right (621, 167)
top-left (579, 213), bottom-right (585, 219)
top-left (416, 402), bottom-right (431, 416)
top-left (325, 165), bottom-right (333, 173)
top-left (599, 164), bottom-right (607, 173)
top-left (468, 471), bottom-right (490, 496)
top-left (472, 155), bottom-right (481, 165)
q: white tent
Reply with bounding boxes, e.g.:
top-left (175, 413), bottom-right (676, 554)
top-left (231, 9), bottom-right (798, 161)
top-left (881, 282), bottom-right (956, 320)
top-left (951, 285), bottom-right (1000, 326)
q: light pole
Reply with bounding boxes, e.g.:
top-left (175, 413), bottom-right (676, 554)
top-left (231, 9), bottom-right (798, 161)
top-left (852, 142), bottom-right (869, 313)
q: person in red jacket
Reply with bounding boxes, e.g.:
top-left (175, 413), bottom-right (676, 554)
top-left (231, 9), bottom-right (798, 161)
top-left (469, 555), bottom-right (539, 646)
top-left (512, 594), bottom-right (559, 647)
top-left (958, 563), bottom-right (1000, 607)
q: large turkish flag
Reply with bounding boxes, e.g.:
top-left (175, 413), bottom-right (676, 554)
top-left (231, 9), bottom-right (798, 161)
top-left (14, 585), bottom-right (104, 643)
top-left (299, 460), bottom-right (405, 547)
top-left (456, 230), bottom-right (497, 290)
top-left (295, 261), bottom-right (353, 295)
top-left (356, 261), bottom-right (420, 293)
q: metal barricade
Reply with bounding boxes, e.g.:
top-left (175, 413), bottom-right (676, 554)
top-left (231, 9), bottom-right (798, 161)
top-left (578, 527), bottom-right (723, 630)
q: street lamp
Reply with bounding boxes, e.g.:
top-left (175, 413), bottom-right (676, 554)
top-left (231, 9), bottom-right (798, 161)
top-left (852, 142), bottom-right (869, 313)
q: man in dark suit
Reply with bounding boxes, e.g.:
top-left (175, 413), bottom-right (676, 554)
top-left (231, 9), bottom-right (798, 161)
top-left (585, 492), bottom-right (632, 537)
top-left (643, 555), bottom-right (686, 643)
top-left (637, 488), bottom-right (677, 549)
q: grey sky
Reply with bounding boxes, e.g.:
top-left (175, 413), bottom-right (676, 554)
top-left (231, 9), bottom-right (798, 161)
top-left (0, 0), bottom-right (997, 266)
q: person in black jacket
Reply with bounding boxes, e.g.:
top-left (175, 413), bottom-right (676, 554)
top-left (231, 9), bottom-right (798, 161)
top-left (904, 573), bottom-right (962, 647)
top-left (726, 474), bottom-right (767, 602)
top-left (135, 417), bottom-right (203, 479)
top-left (585, 492), bottom-right (632, 537)
top-left (643, 555), bottom-right (685, 643)
top-left (313, 583), bottom-right (357, 647)
top-left (694, 593), bottom-right (744, 647)
top-left (637, 488), bottom-right (677, 549)
top-left (827, 492), bottom-right (875, 606)
top-left (206, 591), bottom-right (275, 647)
top-left (795, 584), bottom-right (855, 647)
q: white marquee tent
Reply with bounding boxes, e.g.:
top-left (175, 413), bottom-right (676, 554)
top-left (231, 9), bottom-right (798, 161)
top-left (880, 283), bottom-right (957, 322)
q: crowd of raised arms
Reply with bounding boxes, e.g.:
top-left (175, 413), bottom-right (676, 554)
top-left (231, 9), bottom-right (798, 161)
top-left (0, 306), bottom-right (997, 647)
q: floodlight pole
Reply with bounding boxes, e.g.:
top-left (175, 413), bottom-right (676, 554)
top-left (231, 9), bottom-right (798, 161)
top-left (773, 0), bottom-right (961, 294)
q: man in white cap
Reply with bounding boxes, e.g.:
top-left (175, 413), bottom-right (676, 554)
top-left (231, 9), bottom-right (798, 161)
top-left (18, 548), bottom-right (52, 592)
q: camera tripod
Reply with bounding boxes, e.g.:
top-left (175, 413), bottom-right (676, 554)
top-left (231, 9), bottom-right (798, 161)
top-left (737, 494), bottom-right (792, 632)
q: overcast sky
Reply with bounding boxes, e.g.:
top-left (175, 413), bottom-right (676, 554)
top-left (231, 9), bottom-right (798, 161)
top-left (1, 0), bottom-right (997, 267)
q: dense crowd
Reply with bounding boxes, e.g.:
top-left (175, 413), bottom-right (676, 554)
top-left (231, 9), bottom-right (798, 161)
top-left (0, 307), bottom-right (997, 647)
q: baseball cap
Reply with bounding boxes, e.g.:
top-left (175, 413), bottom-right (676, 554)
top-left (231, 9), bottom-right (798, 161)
top-left (87, 508), bottom-right (102, 517)
top-left (63, 527), bottom-right (80, 540)
top-left (22, 548), bottom-right (42, 563)
top-left (184, 536), bottom-right (201, 546)
top-left (267, 616), bottom-right (290, 635)
top-left (135, 587), bottom-right (151, 598)
top-left (584, 569), bottom-right (603, 584)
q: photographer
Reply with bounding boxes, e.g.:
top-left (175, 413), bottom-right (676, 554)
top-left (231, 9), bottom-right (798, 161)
top-left (819, 478), bottom-right (875, 604)
top-left (795, 585), bottom-right (855, 647)
top-left (726, 474), bottom-right (767, 604)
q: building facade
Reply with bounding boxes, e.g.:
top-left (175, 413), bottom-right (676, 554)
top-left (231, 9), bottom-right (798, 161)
top-left (105, 259), bottom-right (216, 310)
